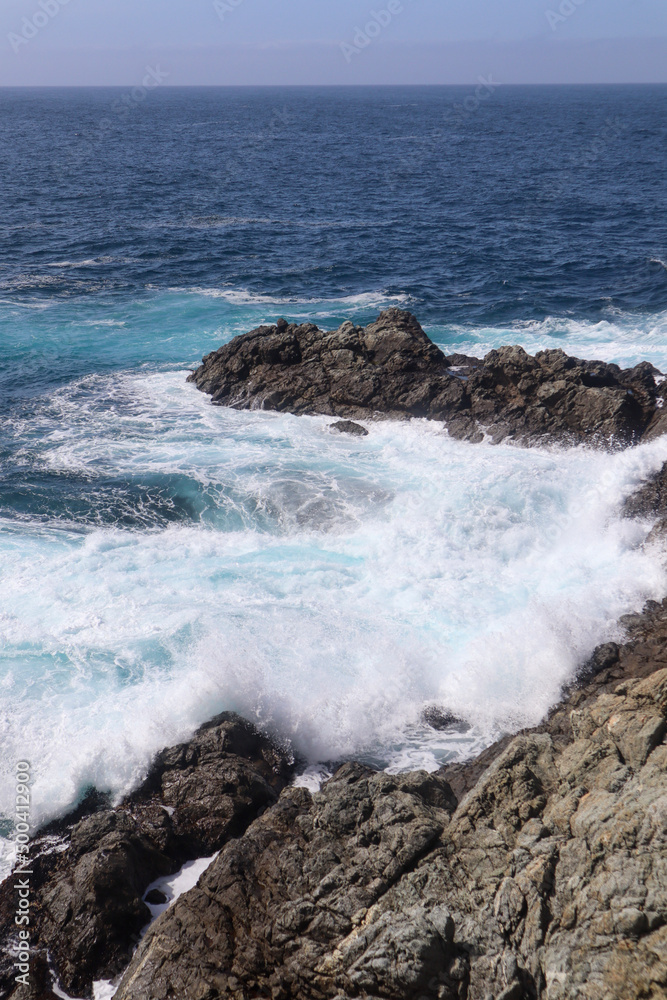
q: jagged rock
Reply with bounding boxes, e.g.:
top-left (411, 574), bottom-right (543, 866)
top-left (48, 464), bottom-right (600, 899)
top-left (624, 461), bottom-right (667, 518)
top-left (113, 601), bottom-right (667, 1000)
top-left (623, 461), bottom-right (667, 543)
top-left (463, 346), bottom-right (661, 445)
top-left (0, 714), bottom-right (294, 1000)
top-left (5, 471), bottom-right (667, 1000)
top-left (113, 768), bottom-right (460, 1000)
top-left (579, 641), bottom-right (620, 682)
top-left (124, 712), bottom-right (293, 857)
top-left (188, 309), bottom-right (462, 424)
top-left (188, 310), bottom-right (665, 446)
top-left (329, 419), bottom-right (369, 437)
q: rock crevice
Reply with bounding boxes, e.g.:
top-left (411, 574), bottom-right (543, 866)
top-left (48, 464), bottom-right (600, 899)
top-left (0, 715), bottom-right (294, 1000)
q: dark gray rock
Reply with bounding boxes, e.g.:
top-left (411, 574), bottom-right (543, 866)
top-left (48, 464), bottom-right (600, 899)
top-left (188, 310), bottom-right (665, 446)
top-left (113, 599), bottom-right (667, 1000)
top-left (624, 461), bottom-right (667, 518)
top-left (188, 309), bottom-right (462, 425)
top-left (578, 641), bottom-right (620, 681)
top-left (0, 714), bottom-right (294, 999)
top-left (622, 460), bottom-right (667, 544)
top-left (125, 712), bottom-right (293, 858)
top-left (329, 420), bottom-right (369, 437)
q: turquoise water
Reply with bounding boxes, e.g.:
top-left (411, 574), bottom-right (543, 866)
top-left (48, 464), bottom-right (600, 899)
top-left (1, 86), bottom-right (667, 844)
top-left (2, 288), bottom-right (667, 842)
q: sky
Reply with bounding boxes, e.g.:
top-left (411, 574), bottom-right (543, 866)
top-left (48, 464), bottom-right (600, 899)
top-left (0, 0), bottom-right (666, 86)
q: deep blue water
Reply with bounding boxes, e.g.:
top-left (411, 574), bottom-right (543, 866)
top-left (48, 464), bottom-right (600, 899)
top-left (2, 86), bottom-right (667, 322)
top-left (1, 86), bottom-right (667, 839)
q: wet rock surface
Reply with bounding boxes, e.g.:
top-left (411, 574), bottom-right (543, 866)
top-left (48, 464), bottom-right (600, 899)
top-left (0, 715), bottom-right (293, 1000)
top-left (625, 464), bottom-right (667, 517)
top-left (4, 465), bottom-right (667, 999)
top-left (188, 309), bottom-right (667, 446)
top-left (622, 460), bottom-right (667, 543)
top-left (329, 419), bottom-right (369, 437)
top-left (111, 597), bottom-right (667, 1000)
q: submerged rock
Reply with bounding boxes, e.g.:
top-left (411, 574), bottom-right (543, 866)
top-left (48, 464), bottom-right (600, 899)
top-left (0, 714), bottom-right (294, 1000)
top-left (329, 419), bottom-right (369, 437)
top-left (188, 309), bottom-right (666, 446)
top-left (111, 599), bottom-right (667, 1000)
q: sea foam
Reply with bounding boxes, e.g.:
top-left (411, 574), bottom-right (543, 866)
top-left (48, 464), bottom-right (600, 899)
top-left (1, 368), bottom-right (667, 846)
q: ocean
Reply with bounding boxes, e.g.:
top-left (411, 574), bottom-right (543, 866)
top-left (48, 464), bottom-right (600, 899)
top-left (1, 85), bottom-right (667, 851)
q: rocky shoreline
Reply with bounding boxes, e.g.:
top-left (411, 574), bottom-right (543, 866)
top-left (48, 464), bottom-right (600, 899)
top-left (3, 583), bottom-right (667, 1000)
top-left (2, 315), bottom-right (667, 999)
top-left (188, 309), bottom-right (667, 446)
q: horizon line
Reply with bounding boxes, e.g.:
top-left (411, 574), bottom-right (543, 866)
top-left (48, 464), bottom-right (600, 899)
top-left (2, 81), bottom-right (667, 89)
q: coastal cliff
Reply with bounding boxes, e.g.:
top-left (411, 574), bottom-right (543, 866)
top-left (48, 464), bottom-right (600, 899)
top-left (114, 618), bottom-right (667, 1000)
top-left (3, 589), bottom-right (667, 1000)
top-left (2, 316), bottom-right (667, 1000)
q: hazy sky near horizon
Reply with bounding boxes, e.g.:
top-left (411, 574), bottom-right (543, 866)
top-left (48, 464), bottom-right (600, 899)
top-left (1, 0), bottom-right (666, 85)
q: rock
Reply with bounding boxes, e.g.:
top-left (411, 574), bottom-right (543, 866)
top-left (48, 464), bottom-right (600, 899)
top-left (188, 309), bottom-right (458, 424)
top-left (445, 352), bottom-right (483, 369)
top-left (422, 706), bottom-right (471, 731)
top-left (113, 768), bottom-right (459, 1000)
top-left (112, 599), bottom-right (667, 1000)
top-left (6, 474), bottom-right (667, 999)
top-left (0, 714), bottom-right (294, 999)
top-left (578, 641), bottom-right (620, 682)
top-left (125, 712), bottom-right (293, 858)
top-left (144, 889), bottom-right (167, 905)
top-left (188, 310), bottom-right (664, 446)
top-left (329, 419), bottom-right (369, 437)
top-left (624, 461), bottom-right (667, 518)
top-left (465, 345), bottom-right (656, 446)
top-left (623, 460), bottom-right (667, 543)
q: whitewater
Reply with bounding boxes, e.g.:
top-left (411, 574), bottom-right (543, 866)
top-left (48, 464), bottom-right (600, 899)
top-left (1, 83), bottom-right (667, 877)
top-left (2, 289), bottom-right (667, 861)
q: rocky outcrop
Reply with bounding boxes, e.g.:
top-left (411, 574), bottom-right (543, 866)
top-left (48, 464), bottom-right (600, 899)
top-left (3, 607), bottom-right (667, 1000)
top-left (188, 309), bottom-right (667, 446)
top-left (110, 599), bottom-right (667, 1000)
top-left (0, 715), bottom-right (294, 1000)
top-left (4, 468), bottom-right (667, 1000)
top-left (622, 461), bottom-right (667, 542)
